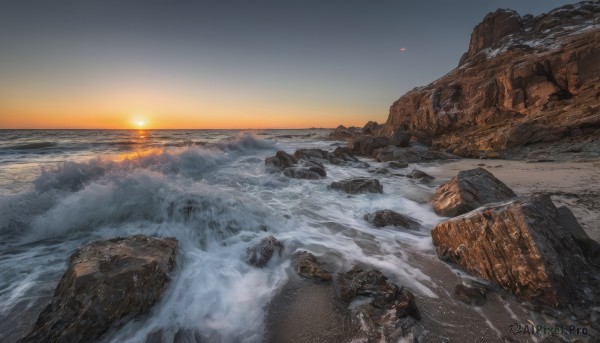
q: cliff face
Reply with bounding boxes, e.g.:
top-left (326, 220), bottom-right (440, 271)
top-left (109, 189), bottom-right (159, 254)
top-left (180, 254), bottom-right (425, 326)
top-left (381, 1), bottom-right (600, 157)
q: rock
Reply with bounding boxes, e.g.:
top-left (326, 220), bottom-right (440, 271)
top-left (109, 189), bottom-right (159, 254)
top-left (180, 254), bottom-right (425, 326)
top-left (293, 148), bottom-right (330, 162)
top-left (284, 167), bottom-right (323, 180)
top-left (390, 129), bottom-right (412, 147)
top-left (303, 160), bottom-right (327, 176)
top-left (374, 145), bottom-right (456, 163)
top-left (377, 3), bottom-right (600, 157)
top-left (454, 284), bottom-right (487, 306)
top-left (407, 169), bottom-right (435, 183)
top-left (362, 121), bottom-right (382, 135)
top-left (432, 168), bottom-right (516, 217)
top-left (336, 266), bottom-right (422, 342)
top-left (348, 136), bottom-right (390, 156)
top-left (328, 125), bottom-right (358, 140)
top-left (265, 151), bottom-right (297, 171)
top-left (330, 178), bottom-right (383, 194)
top-left (364, 210), bottom-right (420, 230)
top-left (247, 236), bottom-right (284, 268)
top-left (387, 161), bottom-right (409, 169)
top-left (294, 251), bottom-right (332, 281)
top-left (19, 235), bottom-right (178, 343)
top-left (556, 205), bottom-right (600, 266)
top-left (431, 195), bottom-right (593, 306)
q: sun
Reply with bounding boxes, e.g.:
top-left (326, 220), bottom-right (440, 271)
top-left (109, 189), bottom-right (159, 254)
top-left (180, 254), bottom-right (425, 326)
top-left (136, 121), bottom-right (145, 127)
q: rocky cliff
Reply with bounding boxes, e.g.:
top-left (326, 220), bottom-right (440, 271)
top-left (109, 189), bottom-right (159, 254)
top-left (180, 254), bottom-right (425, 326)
top-left (381, 1), bottom-right (600, 157)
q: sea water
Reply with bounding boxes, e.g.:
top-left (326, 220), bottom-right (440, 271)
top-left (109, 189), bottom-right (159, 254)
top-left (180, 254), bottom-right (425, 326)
top-left (0, 129), bottom-right (535, 343)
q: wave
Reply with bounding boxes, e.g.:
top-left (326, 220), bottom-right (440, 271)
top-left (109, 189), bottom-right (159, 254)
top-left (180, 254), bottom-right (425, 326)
top-left (2, 142), bottom-right (57, 150)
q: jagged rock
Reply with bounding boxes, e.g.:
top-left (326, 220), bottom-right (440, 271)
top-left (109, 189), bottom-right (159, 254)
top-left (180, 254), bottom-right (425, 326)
top-left (432, 168), bottom-right (516, 217)
top-left (330, 178), bottom-right (383, 194)
top-left (265, 151), bottom-right (297, 171)
top-left (247, 236), bottom-right (284, 268)
top-left (348, 136), bottom-right (390, 156)
top-left (390, 129), bottom-right (412, 147)
top-left (284, 167), bottom-right (323, 180)
top-left (294, 251), bottom-right (332, 281)
top-left (364, 210), bottom-right (420, 230)
top-left (375, 3), bottom-right (600, 157)
top-left (431, 195), bottom-right (594, 306)
top-left (19, 235), bottom-right (178, 343)
top-left (329, 125), bottom-right (358, 140)
top-left (454, 284), bottom-right (487, 306)
top-left (407, 169), bottom-right (435, 183)
top-left (556, 205), bottom-right (600, 266)
top-left (336, 266), bottom-right (422, 342)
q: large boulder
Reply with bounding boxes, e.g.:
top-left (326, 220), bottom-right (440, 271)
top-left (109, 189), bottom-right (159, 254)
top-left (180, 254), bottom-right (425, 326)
top-left (432, 168), bottom-right (516, 217)
top-left (330, 178), bottom-right (383, 194)
top-left (431, 195), bottom-right (596, 306)
top-left (348, 136), bottom-right (390, 156)
top-left (364, 210), bottom-right (420, 230)
top-left (361, 121), bottom-right (382, 135)
top-left (19, 235), bottom-right (178, 343)
top-left (336, 266), bottom-right (422, 342)
top-left (247, 236), bottom-right (284, 268)
top-left (265, 151), bottom-right (297, 171)
top-left (292, 148), bottom-right (330, 162)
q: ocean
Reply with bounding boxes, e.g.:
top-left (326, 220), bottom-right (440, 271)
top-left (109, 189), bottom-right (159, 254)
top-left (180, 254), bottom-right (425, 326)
top-left (0, 129), bottom-right (515, 342)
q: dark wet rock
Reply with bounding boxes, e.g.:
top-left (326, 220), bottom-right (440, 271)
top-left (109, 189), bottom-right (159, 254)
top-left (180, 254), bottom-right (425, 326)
top-left (407, 169), bottom-right (435, 183)
top-left (390, 129), bottom-right (412, 147)
top-left (247, 236), bottom-right (284, 268)
top-left (294, 251), bottom-right (332, 281)
top-left (329, 125), bottom-right (358, 140)
top-left (337, 266), bottom-right (422, 342)
top-left (348, 136), bottom-right (390, 157)
top-left (19, 235), bottom-right (178, 343)
top-left (374, 145), bottom-right (456, 163)
top-left (364, 210), bottom-right (420, 230)
top-left (303, 161), bottom-right (327, 176)
top-left (265, 151), bottom-right (297, 171)
top-left (368, 167), bottom-right (390, 175)
top-left (432, 167), bottom-right (516, 217)
top-left (330, 178), bottom-right (383, 194)
top-left (454, 284), bottom-right (487, 306)
top-left (432, 194), bottom-right (594, 306)
top-left (556, 205), bottom-right (600, 267)
top-left (387, 161), bottom-right (409, 169)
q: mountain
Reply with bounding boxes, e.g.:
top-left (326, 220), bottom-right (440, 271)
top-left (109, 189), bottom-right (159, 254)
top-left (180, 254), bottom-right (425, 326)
top-left (380, 1), bottom-right (600, 158)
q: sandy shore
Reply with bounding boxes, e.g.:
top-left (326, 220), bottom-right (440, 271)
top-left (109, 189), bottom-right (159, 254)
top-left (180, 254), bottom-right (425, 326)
top-left (423, 158), bottom-right (600, 242)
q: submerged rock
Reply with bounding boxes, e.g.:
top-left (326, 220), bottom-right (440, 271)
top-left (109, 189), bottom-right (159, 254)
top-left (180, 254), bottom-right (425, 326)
top-left (247, 236), bottom-right (284, 268)
top-left (294, 251), bottom-right (332, 281)
top-left (330, 178), bottom-right (383, 194)
top-left (284, 167), bottom-right (324, 180)
top-left (432, 167), bottom-right (516, 217)
top-left (387, 161), bottom-right (409, 169)
top-left (19, 235), bottom-right (178, 343)
top-left (364, 210), bottom-right (420, 230)
top-left (432, 195), bottom-right (594, 306)
top-left (454, 284), bottom-right (487, 306)
top-left (407, 169), bottom-right (435, 183)
top-left (336, 266), bottom-right (422, 342)
top-left (265, 151), bottom-right (298, 171)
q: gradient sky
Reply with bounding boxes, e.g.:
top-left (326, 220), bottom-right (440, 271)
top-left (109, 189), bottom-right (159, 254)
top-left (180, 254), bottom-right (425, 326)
top-left (0, 0), bottom-right (577, 129)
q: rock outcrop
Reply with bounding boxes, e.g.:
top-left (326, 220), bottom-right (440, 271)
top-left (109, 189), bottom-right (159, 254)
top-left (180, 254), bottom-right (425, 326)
top-left (364, 210), bottom-right (420, 230)
top-left (19, 235), bottom-right (178, 343)
top-left (379, 2), bottom-right (600, 157)
top-left (265, 151), bottom-right (327, 179)
top-left (265, 151), bottom-right (297, 171)
top-left (348, 136), bottom-right (390, 157)
top-left (431, 195), bottom-right (596, 306)
top-left (432, 168), bottom-right (516, 216)
top-left (247, 236), bottom-right (284, 268)
top-left (330, 178), bottom-right (383, 194)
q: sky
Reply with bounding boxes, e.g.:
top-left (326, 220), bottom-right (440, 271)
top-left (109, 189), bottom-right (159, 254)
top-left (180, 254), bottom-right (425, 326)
top-left (0, 0), bottom-right (577, 129)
